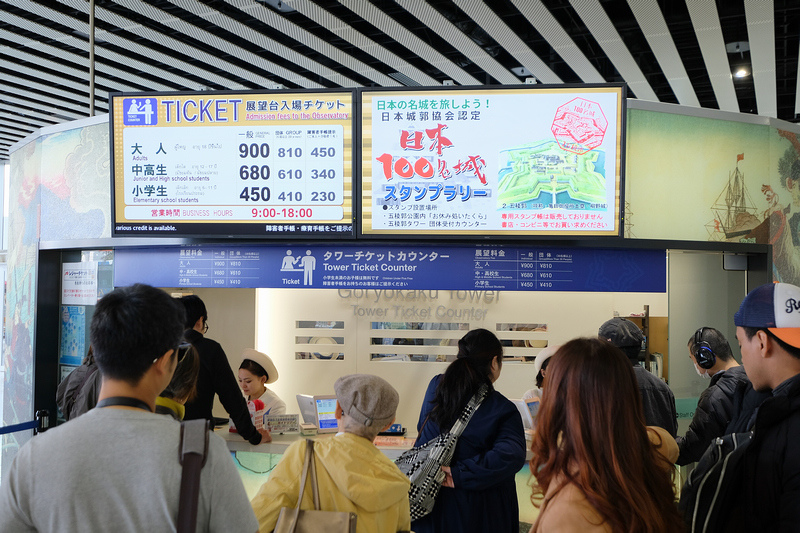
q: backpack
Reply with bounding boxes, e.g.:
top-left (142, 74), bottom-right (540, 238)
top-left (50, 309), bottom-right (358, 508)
top-left (56, 360), bottom-right (100, 420)
top-left (678, 431), bottom-right (753, 532)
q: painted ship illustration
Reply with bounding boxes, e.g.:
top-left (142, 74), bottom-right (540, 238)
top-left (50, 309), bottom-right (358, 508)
top-left (711, 154), bottom-right (760, 240)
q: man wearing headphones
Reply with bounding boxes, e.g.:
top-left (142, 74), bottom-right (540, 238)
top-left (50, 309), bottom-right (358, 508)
top-left (676, 326), bottom-right (751, 465)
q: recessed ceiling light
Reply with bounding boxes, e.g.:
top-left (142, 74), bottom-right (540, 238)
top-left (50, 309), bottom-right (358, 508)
top-left (734, 68), bottom-right (751, 78)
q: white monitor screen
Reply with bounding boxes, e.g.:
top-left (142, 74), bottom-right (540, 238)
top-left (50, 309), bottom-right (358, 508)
top-left (315, 396), bottom-right (338, 433)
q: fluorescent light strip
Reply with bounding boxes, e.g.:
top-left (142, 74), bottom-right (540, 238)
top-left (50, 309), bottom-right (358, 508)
top-left (627, 0), bottom-right (700, 107)
top-left (745, 0), bottom-right (777, 118)
top-left (569, 0), bottom-right (658, 101)
top-left (510, 0), bottom-right (604, 83)
top-left (685, 0), bottom-right (739, 112)
top-left (340, 0), bottom-right (480, 86)
top-left (398, 0), bottom-right (520, 84)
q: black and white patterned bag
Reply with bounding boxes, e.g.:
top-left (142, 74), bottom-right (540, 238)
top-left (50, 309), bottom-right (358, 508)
top-left (395, 385), bottom-right (488, 521)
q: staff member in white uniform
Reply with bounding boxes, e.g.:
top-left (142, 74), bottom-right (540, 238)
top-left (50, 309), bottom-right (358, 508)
top-left (238, 349), bottom-right (286, 421)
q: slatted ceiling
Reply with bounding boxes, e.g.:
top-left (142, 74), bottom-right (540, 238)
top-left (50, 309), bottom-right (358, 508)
top-left (568, 0), bottom-right (658, 101)
top-left (2, 47), bottom-right (153, 94)
top-left (340, 0), bottom-right (475, 86)
top-left (1, 0), bottom-right (799, 161)
top-left (17, 1), bottom-right (246, 90)
top-left (686, 0), bottom-right (740, 112)
top-left (290, 0), bottom-right (428, 87)
top-left (452, 0), bottom-right (561, 84)
top-left (509, 0), bottom-right (604, 83)
top-left (4, 72), bottom-right (96, 111)
top-left (0, 93), bottom-right (84, 122)
top-left (176, 2), bottom-right (357, 88)
top-left (1, 12), bottom-right (204, 91)
top-left (627, 0), bottom-right (700, 107)
top-left (745, 0), bottom-right (778, 118)
top-left (231, 0), bottom-right (381, 88)
top-left (398, 0), bottom-right (520, 85)
top-left (0, 111), bottom-right (52, 129)
top-left (90, 0), bottom-right (320, 89)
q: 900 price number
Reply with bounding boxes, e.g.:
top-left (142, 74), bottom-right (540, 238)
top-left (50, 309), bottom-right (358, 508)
top-left (238, 143), bottom-right (337, 159)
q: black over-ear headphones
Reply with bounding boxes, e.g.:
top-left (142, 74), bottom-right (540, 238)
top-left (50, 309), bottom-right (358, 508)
top-left (693, 327), bottom-right (716, 370)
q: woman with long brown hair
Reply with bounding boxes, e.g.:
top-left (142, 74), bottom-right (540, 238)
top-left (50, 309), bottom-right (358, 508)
top-left (529, 337), bottom-right (682, 532)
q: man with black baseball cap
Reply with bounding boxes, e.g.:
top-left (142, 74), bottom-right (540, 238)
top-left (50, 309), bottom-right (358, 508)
top-left (723, 282), bottom-right (800, 530)
top-left (599, 317), bottom-right (678, 436)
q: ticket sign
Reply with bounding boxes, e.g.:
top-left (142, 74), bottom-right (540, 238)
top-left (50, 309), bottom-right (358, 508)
top-left (110, 90), bottom-right (355, 237)
top-left (360, 85), bottom-right (625, 237)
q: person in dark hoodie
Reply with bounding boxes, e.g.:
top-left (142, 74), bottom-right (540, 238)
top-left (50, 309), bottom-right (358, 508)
top-left (676, 326), bottom-right (753, 465)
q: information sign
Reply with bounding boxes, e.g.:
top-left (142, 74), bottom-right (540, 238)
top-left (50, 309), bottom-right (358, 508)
top-left (115, 245), bottom-right (664, 293)
top-left (360, 85), bottom-right (625, 237)
top-left (110, 90), bottom-right (355, 237)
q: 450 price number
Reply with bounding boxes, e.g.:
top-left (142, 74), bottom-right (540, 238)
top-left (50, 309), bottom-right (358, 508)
top-left (239, 187), bottom-right (338, 202)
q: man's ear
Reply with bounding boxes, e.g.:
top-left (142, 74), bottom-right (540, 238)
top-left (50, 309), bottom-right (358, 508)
top-left (756, 330), bottom-right (773, 358)
top-left (153, 349), bottom-right (175, 375)
top-left (335, 400), bottom-right (343, 420)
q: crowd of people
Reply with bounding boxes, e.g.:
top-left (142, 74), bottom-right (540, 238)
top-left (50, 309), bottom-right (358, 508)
top-left (2, 281), bottom-right (800, 532)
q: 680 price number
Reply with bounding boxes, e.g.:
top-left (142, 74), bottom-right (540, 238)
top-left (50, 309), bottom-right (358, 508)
top-left (251, 207), bottom-right (313, 218)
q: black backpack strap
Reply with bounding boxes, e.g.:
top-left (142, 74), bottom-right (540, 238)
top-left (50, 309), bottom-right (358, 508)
top-left (177, 419), bottom-right (210, 533)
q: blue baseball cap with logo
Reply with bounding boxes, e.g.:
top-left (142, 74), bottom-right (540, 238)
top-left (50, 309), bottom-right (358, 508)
top-left (734, 282), bottom-right (800, 349)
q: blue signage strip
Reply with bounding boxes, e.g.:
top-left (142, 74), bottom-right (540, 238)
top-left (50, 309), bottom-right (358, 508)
top-left (114, 245), bottom-right (665, 292)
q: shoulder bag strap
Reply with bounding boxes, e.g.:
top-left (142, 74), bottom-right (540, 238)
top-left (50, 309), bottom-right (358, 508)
top-left (177, 419), bottom-right (210, 533)
top-left (307, 440), bottom-right (321, 510)
top-left (448, 384), bottom-right (489, 438)
top-left (285, 439), bottom-right (315, 532)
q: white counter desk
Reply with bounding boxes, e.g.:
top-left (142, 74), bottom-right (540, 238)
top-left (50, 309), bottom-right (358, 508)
top-left (216, 427), bottom-right (415, 460)
top-left (219, 426), bottom-right (538, 526)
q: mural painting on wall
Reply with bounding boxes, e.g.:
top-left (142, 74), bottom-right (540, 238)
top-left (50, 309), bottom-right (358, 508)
top-left (3, 140), bottom-right (41, 466)
top-left (700, 129), bottom-right (800, 285)
top-left (625, 109), bottom-right (800, 284)
top-left (749, 130), bottom-right (800, 284)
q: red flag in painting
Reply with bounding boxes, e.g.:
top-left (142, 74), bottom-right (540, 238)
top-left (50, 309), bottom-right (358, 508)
top-left (737, 153), bottom-right (744, 162)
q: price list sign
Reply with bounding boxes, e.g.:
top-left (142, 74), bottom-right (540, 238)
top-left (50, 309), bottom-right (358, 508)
top-left (116, 245), bottom-right (665, 293)
top-left (110, 90), bottom-right (355, 238)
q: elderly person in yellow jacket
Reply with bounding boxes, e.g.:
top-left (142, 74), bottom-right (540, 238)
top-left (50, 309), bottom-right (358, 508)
top-left (251, 374), bottom-right (411, 533)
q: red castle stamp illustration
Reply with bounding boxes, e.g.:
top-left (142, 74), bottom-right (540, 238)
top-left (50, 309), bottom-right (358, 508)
top-left (551, 98), bottom-right (608, 155)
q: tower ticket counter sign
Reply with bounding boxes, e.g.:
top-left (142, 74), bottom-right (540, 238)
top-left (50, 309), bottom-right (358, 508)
top-left (110, 90), bottom-right (355, 238)
top-left (359, 85), bottom-right (625, 238)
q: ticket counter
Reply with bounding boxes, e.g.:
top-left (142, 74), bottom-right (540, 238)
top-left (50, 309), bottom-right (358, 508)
top-left (217, 427), bottom-right (540, 527)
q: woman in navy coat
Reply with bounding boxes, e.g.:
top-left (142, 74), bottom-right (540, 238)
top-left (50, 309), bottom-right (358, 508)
top-left (412, 328), bottom-right (527, 533)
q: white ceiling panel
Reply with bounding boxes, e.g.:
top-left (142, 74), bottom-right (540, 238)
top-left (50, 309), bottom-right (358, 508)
top-left (1, 0), bottom-right (797, 160)
top-left (745, 0), bottom-right (777, 118)
top-left (685, 0), bottom-right (740, 112)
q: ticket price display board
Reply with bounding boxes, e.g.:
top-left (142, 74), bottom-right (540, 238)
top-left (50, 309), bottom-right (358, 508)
top-left (110, 90), bottom-right (354, 237)
top-left (360, 85), bottom-right (625, 238)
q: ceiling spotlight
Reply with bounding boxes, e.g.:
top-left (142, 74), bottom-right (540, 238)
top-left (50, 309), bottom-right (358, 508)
top-left (733, 68), bottom-right (750, 79)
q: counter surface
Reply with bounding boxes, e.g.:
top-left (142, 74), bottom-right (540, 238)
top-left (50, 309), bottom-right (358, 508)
top-left (217, 427), bottom-right (415, 460)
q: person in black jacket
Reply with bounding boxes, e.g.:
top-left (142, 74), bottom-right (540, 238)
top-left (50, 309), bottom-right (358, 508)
top-left (676, 327), bottom-right (752, 465)
top-left (179, 295), bottom-right (270, 445)
top-left (685, 282), bottom-right (800, 531)
top-left (599, 318), bottom-right (678, 436)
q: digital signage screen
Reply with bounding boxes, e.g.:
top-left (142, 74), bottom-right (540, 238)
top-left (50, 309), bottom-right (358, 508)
top-left (359, 85), bottom-right (625, 238)
top-left (110, 90), bottom-right (355, 238)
